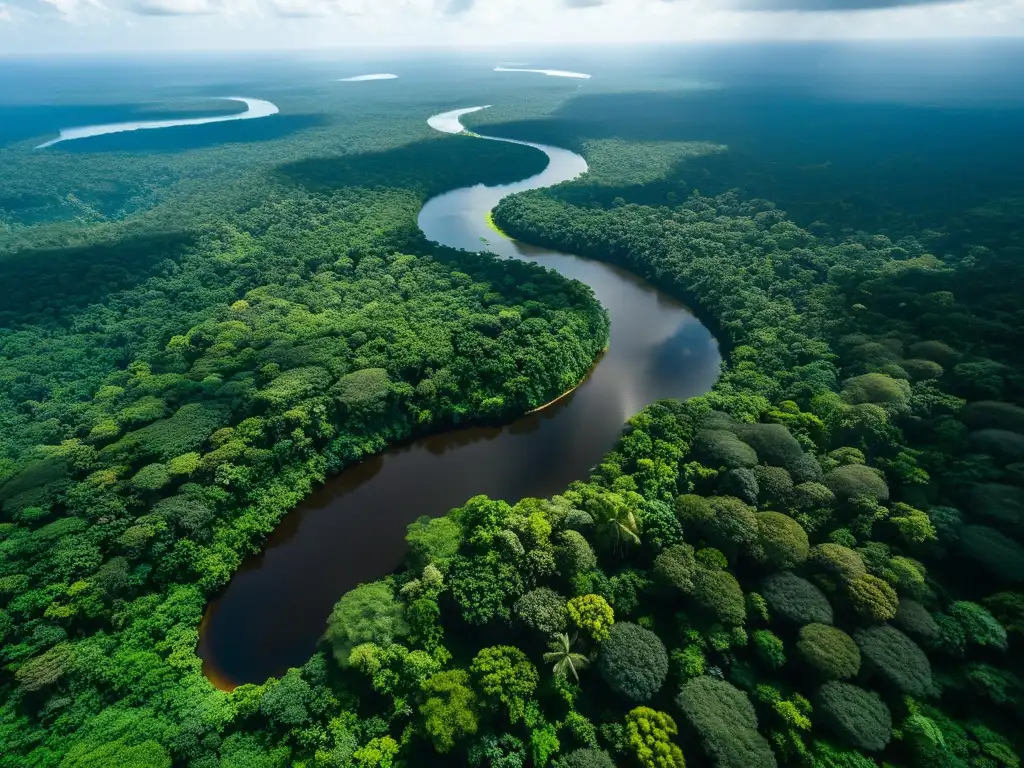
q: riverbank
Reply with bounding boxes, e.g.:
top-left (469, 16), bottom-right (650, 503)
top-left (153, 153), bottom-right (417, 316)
top-left (485, 210), bottom-right (510, 238)
top-left (526, 346), bottom-right (608, 414)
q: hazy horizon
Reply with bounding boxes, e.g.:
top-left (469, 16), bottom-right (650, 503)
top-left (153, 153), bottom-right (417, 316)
top-left (3, 0), bottom-right (1023, 55)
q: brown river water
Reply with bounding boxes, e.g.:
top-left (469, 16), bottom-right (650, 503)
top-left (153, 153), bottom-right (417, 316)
top-left (198, 107), bottom-right (721, 687)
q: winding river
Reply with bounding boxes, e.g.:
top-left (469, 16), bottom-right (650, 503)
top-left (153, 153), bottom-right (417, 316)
top-left (199, 107), bottom-right (721, 688)
top-left (35, 97), bottom-right (278, 149)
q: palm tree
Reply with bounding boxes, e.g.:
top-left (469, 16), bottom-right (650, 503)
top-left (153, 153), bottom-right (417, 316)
top-left (543, 633), bottom-right (589, 682)
top-left (592, 493), bottom-right (641, 553)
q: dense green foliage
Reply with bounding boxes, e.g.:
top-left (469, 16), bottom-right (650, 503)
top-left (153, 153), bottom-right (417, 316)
top-left (3, 60), bottom-right (1024, 768)
top-left (597, 622), bottom-right (669, 703)
top-left (816, 682), bottom-right (892, 753)
top-left (797, 624), bottom-right (861, 680)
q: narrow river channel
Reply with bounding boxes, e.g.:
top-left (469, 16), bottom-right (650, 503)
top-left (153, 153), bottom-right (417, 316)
top-left (199, 107), bottom-right (721, 688)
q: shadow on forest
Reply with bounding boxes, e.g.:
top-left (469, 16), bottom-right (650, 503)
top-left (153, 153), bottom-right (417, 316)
top-left (54, 113), bottom-right (331, 154)
top-left (275, 135), bottom-right (548, 199)
top-left (0, 231), bottom-right (196, 326)
top-left (481, 88), bottom-right (1024, 233)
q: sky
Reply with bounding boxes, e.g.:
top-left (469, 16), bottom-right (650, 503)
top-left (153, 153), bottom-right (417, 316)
top-left (1, 0), bottom-right (1022, 54)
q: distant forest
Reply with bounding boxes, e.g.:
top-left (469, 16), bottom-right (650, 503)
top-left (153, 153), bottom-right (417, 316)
top-left (2, 71), bottom-right (1024, 768)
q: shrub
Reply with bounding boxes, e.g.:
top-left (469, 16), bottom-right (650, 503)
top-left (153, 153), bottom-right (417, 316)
top-left (931, 611), bottom-right (967, 656)
top-left (406, 516), bottom-right (463, 571)
top-left (555, 749), bottom-right (616, 768)
top-left (949, 601), bottom-right (1008, 650)
top-left (703, 496), bottom-right (759, 551)
top-left (734, 422), bottom-right (822, 483)
top-left (514, 588), bottom-right (568, 635)
top-left (109, 401), bottom-right (230, 461)
top-left (468, 734), bottom-right (527, 768)
top-left (963, 662), bottom-right (1023, 705)
top-left (754, 512), bottom-right (810, 569)
top-left (969, 483), bottom-right (1024, 530)
top-left (324, 582), bottom-right (408, 666)
top-left (597, 622), bottom-right (668, 703)
top-left (696, 547), bottom-right (729, 570)
top-left (624, 707), bottom-right (686, 768)
top-left (840, 373), bottom-right (911, 411)
top-left (908, 340), bottom-right (959, 365)
top-left (929, 506), bottom-right (964, 547)
top-left (953, 359), bottom-right (1008, 399)
top-left (816, 681), bottom-right (892, 753)
top-left (259, 668), bottom-right (312, 727)
top-left (797, 624), bottom-right (860, 679)
top-left (850, 341), bottom-right (901, 365)
top-left (855, 625), bottom-right (934, 698)
top-left (887, 504), bottom-right (938, 546)
top-left (130, 463), bottom-right (170, 492)
top-left (829, 447), bottom-right (866, 466)
top-left (675, 493), bottom-right (714, 526)
top-left (789, 453), bottom-right (827, 485)
top-left (846, 575), bottom-right (899, 621)
top-left (154, 493), bottom-right (214, 535)
top-left (961, 400), bottom-right (1024, 434)
top-left (572, 569), bottom-right (614, 603)
top-left (638, 499), bottom-right (684, 552)
top-left (826, 465), bottom-right (889, 504)
top-left (470, 646), bottom-right (539, 724)
top-left (676, 676), bottom-right (776, 768)
top-left (567, 594), bottom-right (615, 642)
top-left (693, 429), bottom-right (758, 469)
top-left (849, 341), bottom-right (900, 365)
top-left (752, 630), bottom-right (786, 670)
top-left (968, 431), bottom-right (1024, 464)
top-left (755, 465), bottom-right (794, 508)
top-left (15, 643), bottom-right (74, 692)
top-left (610, 569), bottom-right (652, 616)
top-left (450, 551), bottom-right (524, 625)
top-left (960, 526), bottom-right (1024, 582)
top-left (893, 599), bottom-right (941, 642)
top-left (984, 591), bottom-right (1024, 637)
top-left (810, 544), bottom-right (866, 584)
top-left (720, 468), bottom-right (759, 506)
top-left (807, 740), bottom-right (878, 768)
top-left (693, 567), bottom-right (746, 626)
top-left (420, 669), bottom-right (479, 753)
top-left (762, 571), bottom-right (834, 625)
top-left (563, 510), bottom-right (595, 532)
top-left (902, 358), bottom-right (944, 381)
top-left (654, 543), bottom-right (697, 594)
top-left (746, 592), bottom-right (770, 623)
top-left (557, 530), bottom-right (598, 576)
top-left (672, 645), bottom-right (707, 682)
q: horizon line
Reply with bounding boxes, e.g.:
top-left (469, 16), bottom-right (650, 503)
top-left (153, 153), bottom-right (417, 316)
top-left (3, 36), bottom-right (1024, 59)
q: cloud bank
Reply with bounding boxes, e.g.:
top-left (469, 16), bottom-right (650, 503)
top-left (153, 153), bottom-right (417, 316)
top-left (732, 0), bottom-right (968, 10)
top-left (0, 0), bottom-right (1018, 52)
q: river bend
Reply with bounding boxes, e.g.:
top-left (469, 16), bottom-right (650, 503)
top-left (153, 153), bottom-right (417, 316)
top-left (36, 97), bottom-right (278, 149)
top-left (199, 106), bottom-right (721, 687)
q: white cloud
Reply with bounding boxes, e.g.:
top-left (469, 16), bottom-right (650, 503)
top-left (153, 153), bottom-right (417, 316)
top-left (3, 0), bottom-right (99, 17)
top-left (0, 2), bottom-right (12, 19)
top-left (1, 0), bottom-right (1022, 50)
top-left (128, 0), bottom-right (222, 14)
top-left (267, 0), bottom-right (330, 15)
